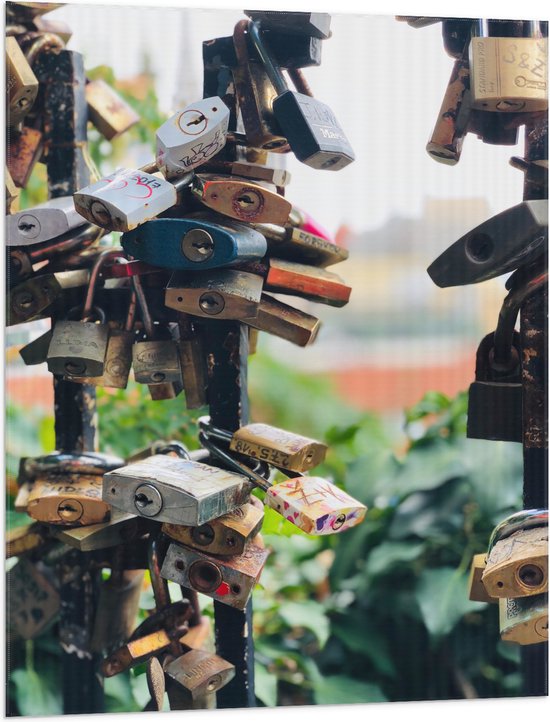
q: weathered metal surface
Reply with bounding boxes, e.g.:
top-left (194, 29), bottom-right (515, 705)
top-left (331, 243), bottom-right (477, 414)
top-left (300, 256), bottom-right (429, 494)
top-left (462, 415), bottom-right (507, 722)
top-left (85, 79), bottom-right (139, 140)
top-left (244, 292), bottom-right (321, 347)
top-left (6, 125), bottom-right (43, 187)
top-left (165, 649), bottom-right (235, 699)
top-left (7, 558), bottom-right (60, 639)
top-left (499, 594), bottom-right (549, 645)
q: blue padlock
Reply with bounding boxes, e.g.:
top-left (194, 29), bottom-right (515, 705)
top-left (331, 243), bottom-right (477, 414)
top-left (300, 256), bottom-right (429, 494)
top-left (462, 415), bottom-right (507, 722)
top-left (121, 217), bottom-right (267, 271)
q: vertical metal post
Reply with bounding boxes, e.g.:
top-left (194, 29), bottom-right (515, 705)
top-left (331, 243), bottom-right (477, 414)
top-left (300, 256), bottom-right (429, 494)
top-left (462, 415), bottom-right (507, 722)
top-left (203, 321), bottom-right (256, 709)
top-left (520, 118), bottom-right (548, 696)
top-left (34, 48), bottom-right (105, 714)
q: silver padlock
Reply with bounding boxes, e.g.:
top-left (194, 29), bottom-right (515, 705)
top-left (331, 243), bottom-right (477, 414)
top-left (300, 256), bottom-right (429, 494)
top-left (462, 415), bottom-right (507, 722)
top-left (7, 196), bottom-right (89, 246)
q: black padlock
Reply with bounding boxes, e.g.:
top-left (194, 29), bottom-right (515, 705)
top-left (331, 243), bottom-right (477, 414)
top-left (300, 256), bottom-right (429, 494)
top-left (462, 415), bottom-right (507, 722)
top-left (248, 20), bottom-right (355, 171)
top-left (254, 29), bottom-right (322, 69)
top-left (467, 331), bottom-right (522, 442)
top-left (243, 10), bottom-right (332, 39)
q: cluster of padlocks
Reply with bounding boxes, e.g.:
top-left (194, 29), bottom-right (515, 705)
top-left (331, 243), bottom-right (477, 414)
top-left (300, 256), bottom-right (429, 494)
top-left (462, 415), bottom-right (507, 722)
top-left (399, 16), bottom-right (548, 646)
top-left (7, 4), bottom-right (367, 709)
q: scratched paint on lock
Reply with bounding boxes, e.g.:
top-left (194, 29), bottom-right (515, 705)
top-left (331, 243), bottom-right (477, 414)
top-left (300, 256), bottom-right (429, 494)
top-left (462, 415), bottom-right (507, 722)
top-left (266, 477), bottom-right (367, 535)
top-left (74, 169), bottom-right (177, 231)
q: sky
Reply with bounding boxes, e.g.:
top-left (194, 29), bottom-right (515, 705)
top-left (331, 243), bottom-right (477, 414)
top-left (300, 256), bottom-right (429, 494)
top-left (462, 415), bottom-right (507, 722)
top-left (45, 0), bottom-right (540, 240)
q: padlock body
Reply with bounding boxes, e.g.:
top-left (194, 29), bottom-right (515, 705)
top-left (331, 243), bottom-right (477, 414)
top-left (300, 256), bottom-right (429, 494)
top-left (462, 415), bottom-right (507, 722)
top-left (6, 36), bottom-right (38, 126)
top-left (74, 169), bottom-right (178, 232)
top-left (499, 593), bottom-right (549, 645)
top-left (85, 79), bottom-right (140, 140)
top-left (156, 97), bottom-right (230, 178)
top-left (78, 329), bottom-right (134, 388)
top-left (162, 500), bottom-right (264, 556)
top-left (161, 541), bottom-right (269, 610)
top-left (467, 381), bottom-right (523, 442)
top-left (103, 455), bottom-right (252, 526)
top-left (469, 37), bottom-right (548, 112)
top-left (482, 526), bottom-right (548, 598)
top-left (266, 476), bottom-right (367, 535)
top-left (47, 319), bottom-right (109, 377)
top-left (230, 422), bottom-right (327, 472)
top-left (7, 559), bottom-right (60, 640)
top-left (26, 474), bottom-right (111, 526)
top-left (273, 90), bottom-right (355, 170)
top-left (132, 339), bottom-right (182, 386)
top-left (164, 650), bottom-right (235, 699)
top-left (244, 293), bottom-right (320, 347)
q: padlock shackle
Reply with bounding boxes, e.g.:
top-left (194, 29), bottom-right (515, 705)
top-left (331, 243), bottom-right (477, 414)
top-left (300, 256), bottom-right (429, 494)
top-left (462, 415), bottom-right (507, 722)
top-left (494, 267), bottom-right (547, 367)
top-left (197, 430), bottom-right (271, 492)
top-left (247, 20), bottom-right (287, 97)
top-left (132, 274), bottom-right (155, 339)
top-left (148, 534), bottom-right (172, 611)
top-left (488, 509), bottom-right (548, 551)
top-left (198, 415), bottom-right (234, 443)
top-left (82, 248), bottom-right (124, 321)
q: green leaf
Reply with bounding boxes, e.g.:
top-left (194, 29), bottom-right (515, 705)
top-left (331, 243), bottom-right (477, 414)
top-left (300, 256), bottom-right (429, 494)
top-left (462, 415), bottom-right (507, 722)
top-left (277, 600), bottom-right (330, 648)
top-left (104, 672), bottom-right (140, 712)
top-left (415, 567), bottom-right (486, 640)
top-left (331, 614), bottom-right (396, 678)
top-left (254, 662), bottom-right (278, 707)
top-left (6, 509), bottom-right (33, 531)
top-left (364, 541), bottom-right (425, 578)
top-left (314, 675), bottom-right (387, 705)
top-left (11, 669), bottom-right (62, 716)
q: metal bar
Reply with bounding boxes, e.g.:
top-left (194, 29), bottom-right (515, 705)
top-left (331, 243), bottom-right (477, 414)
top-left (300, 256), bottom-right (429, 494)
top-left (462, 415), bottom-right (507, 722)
top-left (520, 118), bottom-right (548, 697)
top-left (34, 48), bottom-right (105, 715)
top-left (203, 321), bottom-right (256, 709)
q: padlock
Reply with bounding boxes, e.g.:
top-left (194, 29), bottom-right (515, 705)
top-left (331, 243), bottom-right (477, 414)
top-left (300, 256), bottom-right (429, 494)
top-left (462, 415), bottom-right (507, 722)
top-left (48, 510), bottom-right (141, 552)
top-left (91, 568), bottom-right (146, 655)
top-left (6, 522), bottom-right (48, 559)
top-left (103, 454), bottom-right (252, 527)
top-left (426, 43), bottom-right (472, 165)
top-left (6, 558), bottom-right (60, 640)
top-left (199, 427), bottom-right (367, 536)
top-left (165, 269), bottom-right (263, 320)
top-left (191, 174), bottom-right (292, 224)
top-left (7, 125), bottom-right (43, 188)
top-left (6, 36), bottom-right (39, 127)
top-left (161, 541), bottom-right (269, 610)
top-left (468, 553), bottom-right (497, 603)
top-left (467, 331), bottom-right (523, 443)
top-left (427, 199), bottom-right (548, 287)
top-left (26, 474), bottom-right (111, 526)
top-left (482, 510), bottom-right (548, 598)
top-left (8, 196), bottom-right (89, 247)
top-left (156, 97), bottom-right (230, 178)
top-left (162, 500), bottom-right (264, 557)
top-left (14, 482), bottom-right (33, 512)
top-left (121, 216), bottom-right (267, 271)
top-left (201, 416), bottom-right (327, 473)
top-left (244, 293), bottom-right (321, 347)
top-left (469, 19), bottom-right (547, 112)
top-left (6, 168), bottom-right (20, 213)
top-left (499, 594), bottom-right (548, 645)
top-left (164, 650), bottom-right (235, 700)
top-left (442, 18), bottom-right (475, 59)
top-left (231, 20), bottom-right (289, 152)
top-left (178, 316), bottom-right (208, 409)
top-left (238, 257), bottom-right (351, 307)
top-left (253, 221), bottom-right (348, 267)
top-left (8, 269), bottom-right (90, 326)
top-left (243, 10), bottom-right (331, 39)
top-left (102, 627), bottom-right (181, 677)
top-left (248, 20), bottom-right (354, 170)
top-left (47, 288), bottom-right (110, 379)
top-left (74, 167), bottom-right (193, 232)
top-left (19, 450), bottom-right (124, 484)
top-left (85, 79), bottom-right (140, 140)
top-left (251, 28), bottom-right (323, 69)
top-left (203, 158), bottom-right (291, 187)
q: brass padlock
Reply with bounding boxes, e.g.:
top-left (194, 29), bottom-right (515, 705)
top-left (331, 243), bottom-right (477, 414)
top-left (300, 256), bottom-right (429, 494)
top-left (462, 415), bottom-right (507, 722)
top-left (6, 36), bottom-right (39, 127)
top-left (161, 541), bottom-right (269, 610)
top-left (244, 293), bottom-right (321, 347)
top-left (103, 454), bottom-right (252, 527)
top-left (9, 269), bottom-right (90, 326)
top-left (204, 158), bottom-right (291, 187)
top-left (7, 558), bottom-right (60, 640)
top-left (165, 269), bottom-right (264, 320)
top-left (253, 222), bottom-right (349, 267)
top-left (469, 19), bottom-right (547, 112)
top-left (7, 125), bottom-right (43, 188)
top-left (483, 510), bottom-right (548, 598)
top-left (201, 416), bottom-right (327, 472)
top-left (162, 499), bottom-right (264, 557)
top-left (85, 79), bottom-right (140, 140)
top-left (26, 474), bottom-right (111, 526)
top-left (6, 522), bottom-right (48, 559)
top-left (178, 316), bottom-right (208, 410)
top-left (468, 553), bottom-right (497, 603)
top-left (164, 650), bottom-right (235, 700)
top-left (191, 174), bottom-right (292, 224)
top-left (102, 628), bottom-right (180, 677)
top-left (499, 594), bottom-right (548, 645)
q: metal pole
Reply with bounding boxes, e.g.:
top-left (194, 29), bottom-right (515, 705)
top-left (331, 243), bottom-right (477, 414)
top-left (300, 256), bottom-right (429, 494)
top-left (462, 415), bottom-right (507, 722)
top-left (203, 321), bottom-right (256, 709)
top-left (34, 47), bottom-right (105, 714)
top-left (520, 118), bottom-right (548, 697)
